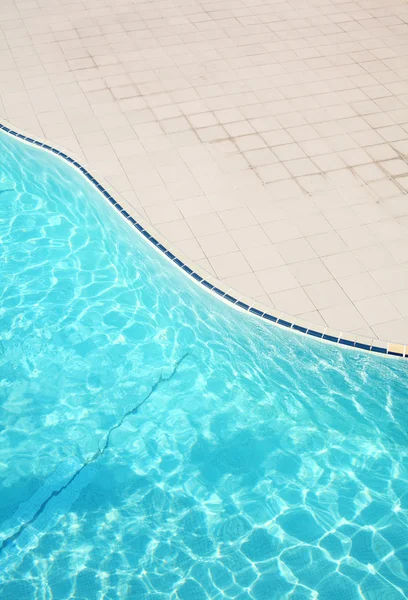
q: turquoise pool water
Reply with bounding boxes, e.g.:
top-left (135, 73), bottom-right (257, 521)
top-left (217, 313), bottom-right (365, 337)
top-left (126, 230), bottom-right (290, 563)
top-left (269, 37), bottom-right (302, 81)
top-left (0, 128), bottom-right (407, 600)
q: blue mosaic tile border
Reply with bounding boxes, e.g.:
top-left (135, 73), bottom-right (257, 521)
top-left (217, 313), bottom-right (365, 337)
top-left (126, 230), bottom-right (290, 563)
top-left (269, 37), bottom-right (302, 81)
top-left (1, 122), bottom-right (406, 359)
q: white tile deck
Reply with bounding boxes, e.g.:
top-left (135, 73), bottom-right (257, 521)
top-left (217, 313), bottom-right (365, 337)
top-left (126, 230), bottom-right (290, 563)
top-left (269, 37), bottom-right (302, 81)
top-left (2, 0), bottom-right (408, 343)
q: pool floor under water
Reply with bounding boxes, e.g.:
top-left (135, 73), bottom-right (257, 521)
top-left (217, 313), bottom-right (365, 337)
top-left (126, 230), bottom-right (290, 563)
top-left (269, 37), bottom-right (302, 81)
top-left (0, 129), bottom-right (407, 599)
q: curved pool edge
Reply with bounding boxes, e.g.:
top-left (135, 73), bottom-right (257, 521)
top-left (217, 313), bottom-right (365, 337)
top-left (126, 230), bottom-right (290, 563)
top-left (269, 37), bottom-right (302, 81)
top-left (1, 120), bottom-right (406, 361)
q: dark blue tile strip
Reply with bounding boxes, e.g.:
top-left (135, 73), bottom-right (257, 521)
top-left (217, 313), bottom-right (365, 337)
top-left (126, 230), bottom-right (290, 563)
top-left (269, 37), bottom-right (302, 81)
top-left (236, 301), bottom-right (250, 310)
top-left (355, 342), bottom-right (371, 351)
top-left (339, 339), bottom-right (355, 347)
top-left (277, 319), bottom-right (291, 328)
top-left (308, 330), bottom-right (323, 339)
top-left (1, 122), bottom-right (404, 359)
top-left (293, 324), bottom-right (307, 333)
top-left (371, 346), bottom-right (387, 354)
top-left (323, 334), bottom-right (339, 343)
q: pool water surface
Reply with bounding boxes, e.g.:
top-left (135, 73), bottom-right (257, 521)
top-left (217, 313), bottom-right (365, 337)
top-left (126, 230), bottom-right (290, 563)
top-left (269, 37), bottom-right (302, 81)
top-left (0, 129), bottom-right (407, 599)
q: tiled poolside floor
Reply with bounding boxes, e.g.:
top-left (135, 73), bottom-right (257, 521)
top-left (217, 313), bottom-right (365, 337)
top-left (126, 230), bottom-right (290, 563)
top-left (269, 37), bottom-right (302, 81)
top-left (1, 0), bottom-right (408, 343)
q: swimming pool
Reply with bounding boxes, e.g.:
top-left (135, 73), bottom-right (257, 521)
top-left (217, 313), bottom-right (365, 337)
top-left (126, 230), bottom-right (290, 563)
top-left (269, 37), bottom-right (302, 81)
top-left (0, 127), bottom-right (407, 599)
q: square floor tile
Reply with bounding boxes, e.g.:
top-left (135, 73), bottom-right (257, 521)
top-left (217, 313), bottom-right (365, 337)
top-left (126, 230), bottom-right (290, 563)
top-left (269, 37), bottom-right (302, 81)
top-left (284, 157), bottom-right (320, 177)
top-left (289, 258), bottom-right (333, 286)
top-left (322, 252), bottom-right (365, 278)
top-left (338, 225), bottom-right (379, 250)
top-left (388, 289), bottom-right (408, 317)
top-left (243, 245), bottom-right (285, 270)
top-left (256, 265), bottom-right (300, 294)
top-left (320, 303), bottom-right (369, 332)
top-left (373, 318), bottom-right (408, 344)
top-left (305, 280), bottom-right (349, 310)
top-left (263, 219), bottom-right (302, 243)
top-left (230, 225), bottom-right (271, 250)
top-left (307, 231), bottom-right (348, 256)
top-left (370, 265), bottom-right (408, 293)
top-left (355, 295), bottom-right (401, 325)
top-left (275, 238), bottom-right (317, 264)
top-left (221, 272), bottom-right (266, 297)
top-left (197, 232), bottom-right (238, 258)
top-left (209, 251), bottom-right (252, 278)
top-left (269, 287), bottom-right (315, 315)
top-left (354, 244), bottom-right (396, 270)
top-left (338, 273), bottom-right (382, 301)
top-left (186, 213), bottom-right (226, 237)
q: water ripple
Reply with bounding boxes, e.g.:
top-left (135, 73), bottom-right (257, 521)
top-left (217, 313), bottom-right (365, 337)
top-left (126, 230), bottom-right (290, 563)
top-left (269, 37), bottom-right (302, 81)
top-left (0, 131), bottom-right (407, 599)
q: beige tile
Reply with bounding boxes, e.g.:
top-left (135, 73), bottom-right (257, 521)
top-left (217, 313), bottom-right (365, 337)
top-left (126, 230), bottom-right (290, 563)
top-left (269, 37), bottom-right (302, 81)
top-left (224, 121), bottom-right (255, 137)
top-left (136, 185), bottom-right (173, 207)
top-left (368, 179), bottom-right (401, 199)
top-left (273, 143), bottom-right (306, 161)
top-left (209, 251), bottom-right (252, 278)
top-left (256, 163), bottom-right (290, 183)
top-left (249, 202), bottom-right (286, 224)
top-left (245, 148), bottom-right (277, 167)
top-left (323, 252), bottom-right (365, 278)
top-left (236, 134), bottom-right (266, 151)
top-left (307, 232), bottom-right (348, 256)
top-left (386, 237), bottom-right (408, 262)
top-left (314, 153), bottom-right (346, 172)
top-left (256, 266), bottom-right (300, 294)
top-left (384, 196), bottom-right (408, 218)
top-left (320, 303), bottom-right (368, 332)
top-left (380, 159), bottom-right (408, 177)
top-left (189, 112), bottom-right (218, 128)
top-left (242, 245), bottom-right (285, 271)
top-left (351, 326), bottom-right (376, 339)
top-left (289, 258), bottom-right (333, 286)
top-left (230, 225), bottom-right (271, 250)
top-left (372, 319), bottom-right (408, 345)
top-left (174, 238), bottom-right (205, 261)
top-left (222, 273), bottom-right (266, 298)
top-left (338, 225), bottom-right (379, 250)
top-left (267, 178), bottom-right (303, 200)
top-left (176, 196), bottom-right (215, 218)
top-left (263, 219), bottom-right (302, 243)
top-left (291, 214), bottom-right (332, 237)
top-left (197, 232), bottom-right (238, 258)
top-left (194, 258), bottom-right (216, 277)
top-left (388, 289), bottom-right (408, 318)
top-left (155, 219), bottom-right (194, 242)
top-left (353, 163), bottom-right (385, 183)
top-left (368, 220), bottom-right (407, 243)
top-left (254, 294), bottom-right (274, 307)
top-left (298, 310), bottom-right (327, 327)
top-left (269, 287), bottom-right (315, 316)
top-left (354, 245), bottom-right (396, 270)
top-left (338, 273), bottom-right (382, 301)
top-left (275, 238), bottom-right (317, 264)
top-left (298, 174), bottom-right (332, 193)
top-left (355, 295), bottom-right (401, 326)
top-left (370, 266), bottom-right (408, 293)
top-left (305, 280), bottom-right (349, 310)
top-left (323, 207), bottom-right (362, 230)
top-left (284, 157), bottom-right (320, 177)
top-left (353, 203), bottom-right (392, 225)
top-left (144, 202), bottom-right (182, 225)
top-left (218, 207), bottom-right (258, 230)
top-left (366, 144), bottom-right (399, 161)
top-left (299, 139), bottom-right (331, 157)
top-left (186, 213), bottom-right (226, 237)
